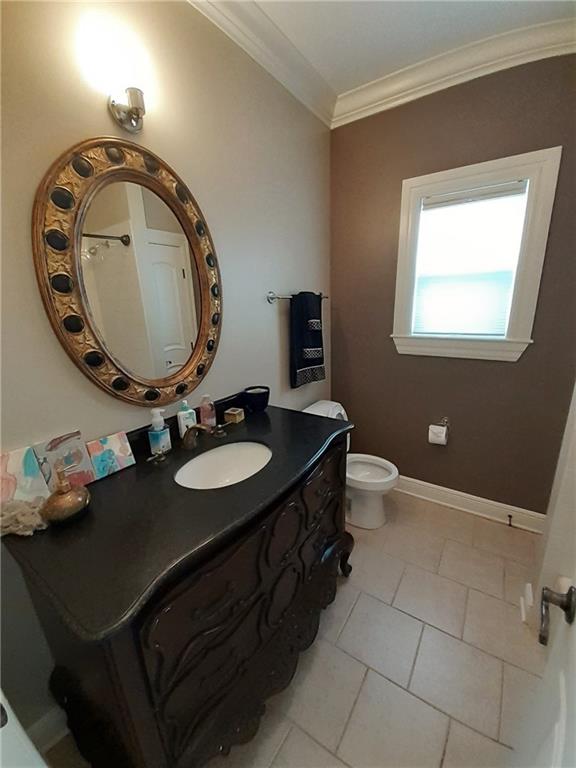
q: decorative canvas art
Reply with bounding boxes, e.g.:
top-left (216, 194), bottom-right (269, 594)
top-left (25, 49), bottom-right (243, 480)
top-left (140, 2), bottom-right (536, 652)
top-left (86, 431), bottom-right (136, 479)
top-left (33, 431), bottom-right (96, 491)
top-left (0, 447), bottom-right (50, 504)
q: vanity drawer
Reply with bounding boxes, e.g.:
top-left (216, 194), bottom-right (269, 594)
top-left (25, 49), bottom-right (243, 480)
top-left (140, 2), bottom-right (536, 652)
top-left (138, 438), bottom-right (347, 767)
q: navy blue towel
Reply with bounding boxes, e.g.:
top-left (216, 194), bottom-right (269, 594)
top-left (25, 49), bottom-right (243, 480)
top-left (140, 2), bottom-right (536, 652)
top-left (290, 292), bottom-right (325, 388)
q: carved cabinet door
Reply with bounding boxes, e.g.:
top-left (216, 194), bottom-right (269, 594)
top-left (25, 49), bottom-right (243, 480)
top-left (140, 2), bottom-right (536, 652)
top-left (138, 439), bottom-right (348, 767)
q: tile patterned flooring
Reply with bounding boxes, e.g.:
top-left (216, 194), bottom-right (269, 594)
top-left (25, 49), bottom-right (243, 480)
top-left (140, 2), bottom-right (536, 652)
top-left (46, 492), bottom-right (544, 768)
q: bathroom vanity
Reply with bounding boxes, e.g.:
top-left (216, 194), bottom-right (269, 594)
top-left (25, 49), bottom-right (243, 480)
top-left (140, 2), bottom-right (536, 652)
top-left (5, 407), bottom-right (353, 768)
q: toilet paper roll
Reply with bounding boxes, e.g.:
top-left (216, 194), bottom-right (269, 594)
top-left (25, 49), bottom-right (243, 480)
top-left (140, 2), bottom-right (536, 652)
top-left (428, 424), bottom-right (448, 445)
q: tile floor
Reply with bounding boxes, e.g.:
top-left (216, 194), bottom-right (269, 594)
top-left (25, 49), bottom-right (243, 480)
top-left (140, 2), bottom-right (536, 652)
top-left (46, 492), bottom-right (545, 768)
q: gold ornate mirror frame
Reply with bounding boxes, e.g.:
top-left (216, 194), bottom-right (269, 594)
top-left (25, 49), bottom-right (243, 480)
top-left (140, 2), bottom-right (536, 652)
top-left (32, 137), bottom-right (222, 407)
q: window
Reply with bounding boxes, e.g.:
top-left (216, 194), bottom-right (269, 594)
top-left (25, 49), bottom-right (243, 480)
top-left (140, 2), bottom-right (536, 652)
top-left (392, 148), bottom-right (562, 361)
top-left (413, 182), bottom-right (528, 336)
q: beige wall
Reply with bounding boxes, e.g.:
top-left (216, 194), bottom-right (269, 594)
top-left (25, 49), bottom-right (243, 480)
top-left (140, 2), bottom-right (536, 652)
top-left (83, 180), bottom-right (130, 230)
top-left (142, 186), bottom-right (182, 233)
top-left (331, 55), bottom-right (576, 514)
top-left (1, 1), bottom-right (330, 729)
top-left (83, 184), bottom-right (155, 375)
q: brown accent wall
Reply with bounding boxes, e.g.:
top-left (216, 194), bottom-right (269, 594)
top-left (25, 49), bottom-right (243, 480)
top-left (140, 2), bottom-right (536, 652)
top-left (331, 55), bottom-right (576, 514)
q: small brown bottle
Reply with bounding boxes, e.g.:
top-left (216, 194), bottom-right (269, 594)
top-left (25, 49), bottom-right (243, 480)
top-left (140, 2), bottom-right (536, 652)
top-left (41, 469), bottom-right (90, 524)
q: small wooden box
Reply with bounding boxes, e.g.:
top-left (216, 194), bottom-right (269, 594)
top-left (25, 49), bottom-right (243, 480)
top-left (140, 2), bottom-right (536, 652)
top-left (224, 407), bottom-right (245, 424)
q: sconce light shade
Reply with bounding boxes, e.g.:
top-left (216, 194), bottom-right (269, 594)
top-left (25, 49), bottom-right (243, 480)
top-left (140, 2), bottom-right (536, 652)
top-left (108, 87), bottom-right (145, 133)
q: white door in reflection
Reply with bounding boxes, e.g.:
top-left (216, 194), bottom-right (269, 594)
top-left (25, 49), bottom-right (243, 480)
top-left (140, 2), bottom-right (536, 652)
top-left (138, 235), bottom-right (198, 376)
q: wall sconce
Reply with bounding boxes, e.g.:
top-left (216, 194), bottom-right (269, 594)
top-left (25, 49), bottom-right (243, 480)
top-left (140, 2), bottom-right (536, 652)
top-left (108, 87), bottom-right (145, 133)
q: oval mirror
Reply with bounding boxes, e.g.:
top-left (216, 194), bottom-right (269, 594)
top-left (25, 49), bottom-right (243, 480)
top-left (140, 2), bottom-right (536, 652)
top-left (81, 182), bottom-right (201, 380)
top-left (32, 138), bottom-right (222, 406)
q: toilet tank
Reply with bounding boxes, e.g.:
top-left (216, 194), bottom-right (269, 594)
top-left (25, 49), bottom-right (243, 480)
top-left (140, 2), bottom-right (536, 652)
top-left (303, 401), bottom-right (350, 450)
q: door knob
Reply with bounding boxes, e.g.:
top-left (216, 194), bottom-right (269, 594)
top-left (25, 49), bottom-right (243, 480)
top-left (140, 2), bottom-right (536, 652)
top-left (539, 585), bottom-right (576, 646)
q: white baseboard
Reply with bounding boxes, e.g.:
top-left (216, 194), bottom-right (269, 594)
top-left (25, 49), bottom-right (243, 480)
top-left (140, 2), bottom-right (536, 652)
top-left (27, 705), bottom-right (68, 754)
top-left (396, 475), bottom-right (545, 534)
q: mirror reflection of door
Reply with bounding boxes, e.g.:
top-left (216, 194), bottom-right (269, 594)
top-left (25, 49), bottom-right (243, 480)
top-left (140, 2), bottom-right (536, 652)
top-left (81, 182), bottom-right (200, 379)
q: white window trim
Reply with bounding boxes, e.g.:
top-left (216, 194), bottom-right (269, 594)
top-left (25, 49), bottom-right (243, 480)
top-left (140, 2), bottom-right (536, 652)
top-left (392, 147), bottom-right (562, 362)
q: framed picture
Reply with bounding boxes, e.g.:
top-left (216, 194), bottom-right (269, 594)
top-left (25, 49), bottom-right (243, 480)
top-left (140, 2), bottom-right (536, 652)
top-left (33, 431), bottom-right (96, 491)
top-left (86, 432), bottom-right (136, 480)
top-left (1, 447), bottom-right (50, 504)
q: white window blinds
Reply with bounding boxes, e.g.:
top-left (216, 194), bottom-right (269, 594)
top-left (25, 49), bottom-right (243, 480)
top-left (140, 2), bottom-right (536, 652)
top-left (412, 182), bottom-right (529, 336)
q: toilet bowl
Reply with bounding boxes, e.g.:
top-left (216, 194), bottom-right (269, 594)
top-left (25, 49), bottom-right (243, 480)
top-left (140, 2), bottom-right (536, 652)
top-left (346, 453), bottom-right (399, 529)
top-left (303, 401), bottom-right (399, 529)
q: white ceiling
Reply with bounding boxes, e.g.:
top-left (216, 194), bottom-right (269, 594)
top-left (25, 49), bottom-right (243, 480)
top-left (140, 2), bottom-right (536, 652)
top-left (258, 1), bottom-right (575, 94)
top-left (192, 1), bottom-right (576, 126)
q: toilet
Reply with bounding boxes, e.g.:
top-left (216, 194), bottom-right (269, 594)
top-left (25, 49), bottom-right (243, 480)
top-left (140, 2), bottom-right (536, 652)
top-left (303, 400), bottom-right (399, 529)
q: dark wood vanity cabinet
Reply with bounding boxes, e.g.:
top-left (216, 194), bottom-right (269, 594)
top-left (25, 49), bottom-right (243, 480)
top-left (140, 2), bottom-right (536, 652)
top-left (30, 437), bottom-right (353, 768)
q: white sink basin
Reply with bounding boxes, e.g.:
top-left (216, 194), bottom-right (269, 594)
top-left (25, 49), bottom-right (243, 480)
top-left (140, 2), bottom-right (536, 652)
top-left (174, 442), bottom-right (273, 490)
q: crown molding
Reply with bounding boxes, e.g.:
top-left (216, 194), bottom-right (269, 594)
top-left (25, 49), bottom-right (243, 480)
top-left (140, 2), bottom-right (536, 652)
top-left (332, 19), bottom-right (576, 128)
top-left (188, 6), bottom-right (574, 130)
top-left (189, 0), bottom-right (336, 126)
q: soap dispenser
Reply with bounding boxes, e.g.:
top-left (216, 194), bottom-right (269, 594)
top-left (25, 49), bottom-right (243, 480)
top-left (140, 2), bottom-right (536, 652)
top-left (148, 408), bottom-right (172, 457)
top-left (177, 399), bottom-right (197, 439)
top-left (199, 395), bottom-right (217, 427)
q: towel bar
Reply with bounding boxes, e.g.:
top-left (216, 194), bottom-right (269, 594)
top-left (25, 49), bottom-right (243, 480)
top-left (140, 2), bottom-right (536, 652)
top-left (267, 291), bottom-right (329, 304)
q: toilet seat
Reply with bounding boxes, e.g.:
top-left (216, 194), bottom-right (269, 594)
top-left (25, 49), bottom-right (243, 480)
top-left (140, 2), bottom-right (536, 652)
top-left (346, 453), bottom-right (399, 493)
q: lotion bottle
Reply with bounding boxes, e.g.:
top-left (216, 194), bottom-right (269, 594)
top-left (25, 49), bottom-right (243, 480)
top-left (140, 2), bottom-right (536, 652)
top-left (199, 395), bottom-right (216, 427)
top-left (177, 399), bottom-right (197, 439)
top-left (148, 408), bottom-right (172, 456)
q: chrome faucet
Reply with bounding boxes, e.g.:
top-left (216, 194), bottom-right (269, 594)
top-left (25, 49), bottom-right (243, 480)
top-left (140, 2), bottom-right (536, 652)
top-left (182, 422), bottom-right (226, 449)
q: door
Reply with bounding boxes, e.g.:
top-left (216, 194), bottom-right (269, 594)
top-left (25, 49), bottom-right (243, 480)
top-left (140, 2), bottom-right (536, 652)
top-left (124, 184), bottom-right (199, 379)
top-left (512, 384), bottom-right (576, 767)
top-left (137, 235), bottom-right (198, 377)
top-left (0, 692), bottom-right (47, 767)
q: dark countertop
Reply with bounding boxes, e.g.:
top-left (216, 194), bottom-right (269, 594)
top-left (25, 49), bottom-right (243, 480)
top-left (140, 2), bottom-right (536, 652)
top-left (4, 406), bottom-right (352, 642)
